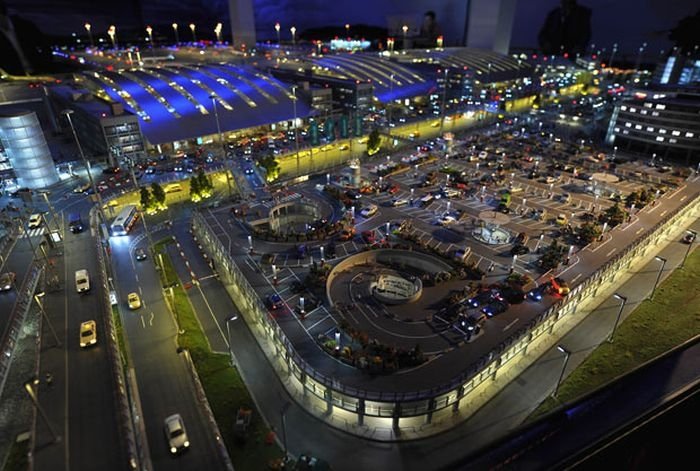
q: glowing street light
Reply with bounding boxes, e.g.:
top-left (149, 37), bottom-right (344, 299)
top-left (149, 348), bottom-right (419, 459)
top-left (172, 23), bottom-right (179, 44)
top-left (189, 23), bottom-right (197, 43)
top-left (345, 23), bottom-right (350, 37)
top-left (84, 22), bottom-right (94, 48)
top-left (609, 294), bottom-right (627, 343)
top-left (402, 24), bottom-right (408, 50)
top-left (275, 22), bottom-right (281, 44)
top-left (552, 345), bottom-right (571, 398)
top-left (107, 25), bottom-right (117, 49)
top-left (290, 26), bottom-right (297, 46)
top-left (146, 25), bottom-right (153, 48)
top-left (214, 22), bottom-right (223, 43)
top-left (387, 37), bottom-right (394, 52)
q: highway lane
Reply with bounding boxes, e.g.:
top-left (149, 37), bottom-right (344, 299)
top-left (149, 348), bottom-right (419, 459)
top-left (110, 228), bottom-right (228, 470)
top-left (29, 208), bottom-right (125, 471)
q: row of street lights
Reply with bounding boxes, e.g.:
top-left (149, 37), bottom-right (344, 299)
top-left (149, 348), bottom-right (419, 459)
top-left (85, 22), bottom-right (225, 48)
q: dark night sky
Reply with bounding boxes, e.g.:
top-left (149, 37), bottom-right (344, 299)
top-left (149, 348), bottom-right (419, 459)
top-left (3, 0), bottom-right (698, 54)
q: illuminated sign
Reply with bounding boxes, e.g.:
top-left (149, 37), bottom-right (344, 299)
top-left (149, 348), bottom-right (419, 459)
top-left (330, 39), bottom-right (371, 51)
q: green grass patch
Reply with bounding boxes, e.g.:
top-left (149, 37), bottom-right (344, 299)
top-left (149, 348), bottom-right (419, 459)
top-left (529, 247), bottom-right (700, 420)
top-left (2, 435), bottom-right (29, 471)
top-left (111, 305), bottom-right (130, 367)
top-left (152, 242), bottom-right (284, 470)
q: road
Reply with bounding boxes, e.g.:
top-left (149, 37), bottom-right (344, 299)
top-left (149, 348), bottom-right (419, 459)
top-left (110, 221), bottom-right (229, 470)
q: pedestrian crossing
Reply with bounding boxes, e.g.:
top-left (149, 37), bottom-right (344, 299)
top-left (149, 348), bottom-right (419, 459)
top-left (21, 227), bottom-right (46, 238)
top-left (260, 192), bottom-right (302, 208)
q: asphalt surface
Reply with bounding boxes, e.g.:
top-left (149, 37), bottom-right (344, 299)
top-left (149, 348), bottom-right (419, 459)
top-left (111, 221), bottom-right (229, 470)
top-left (173, 183), bottom-right (700, 471)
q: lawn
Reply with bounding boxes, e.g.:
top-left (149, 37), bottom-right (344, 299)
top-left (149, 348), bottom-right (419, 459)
top-left (530, 247), bottom-right (700, 419)
top-left (152, 240), bottom-right (284, 470)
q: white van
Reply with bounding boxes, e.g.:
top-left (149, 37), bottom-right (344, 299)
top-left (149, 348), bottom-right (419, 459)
top-left (75, 269), bottom-right (90, 293)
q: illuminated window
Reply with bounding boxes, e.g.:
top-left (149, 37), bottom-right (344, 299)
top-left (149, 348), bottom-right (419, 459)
top-left (655, 104), bottom-right (665, 110)
top-left (652, 111), bottom-right (659, 116)
top-left (669, 138), bottom-right (677, 143)
top-left (625, 122), bottom-right (632, 128)
top-left (640, 110), bottom-right (647, 115)
top-left (614, 127), bottom-right (620, 132)
top-left (685, 132), bottom-right (694, 138)
top-left (644, 102), bottom-right (653, 108)
top-left (635, 124), bottom-right (642, 130)
top-left (672, 130), bottom-right (680, 136)
top-left (646, 127), bottom-right (654, 132)
top-left (623, 130), bottom-right (629, 135)
top-left (620, 105), bottom-right (627, 111)
top-left (656, 136), bottom-right (664, 142)
top-left (659, 129), bottom-right (666, 134)
top-left (629, 107), bottom-right (637, 113)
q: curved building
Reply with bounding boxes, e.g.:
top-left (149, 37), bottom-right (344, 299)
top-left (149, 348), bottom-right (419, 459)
top-left (0, 110), bottom-right (59, 188)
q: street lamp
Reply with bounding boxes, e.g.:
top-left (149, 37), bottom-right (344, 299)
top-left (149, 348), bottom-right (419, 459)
top-left (84, 23), bottom-right (94, 48)
top-left (107, 25), bottom-right (117, 49)
top-left (345, 23), bottom-right (350, 37)
top-left (291, 85), bottom-right (300, 175)
top-left (225, 315), bottom-right (238, 365)
top-left (172, 23), bottom-right (179, 44)
top-left (189, 23), bottom-right (197, 43)
top-left (552, 345), bottom-right (571, 398)
top-left (275, 22), bottom-right (281, 44)
top-left (650, 256), bottom-right (666, 300)
top-left (146, 25), bottom-right (153, 46)
top-left (681, 230), bottom-right (697, 268)
top-left (290, 26), bottom-right (297, 46)
top-left (387, 73), bottom-right (395, 136)
top-left (439, 68), bottom-right (449, 135)
top-left (402, 25), bottom-right (408, 50)
top-left (24, 378), bottom-right (61, 443)
top-left (61, 109), bottom-right (108, 227)
top-left (210, 95), bottom-right (232, 197)
top-left (214, 22), bottom-right (223, 43)
top-left (609, 293), bottom-right (626, 343)
top-left (34, 293), bottom-right (61, 347)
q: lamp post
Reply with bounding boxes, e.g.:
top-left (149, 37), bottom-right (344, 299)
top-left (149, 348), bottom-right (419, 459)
top-left (275, 22), bottom-right (281, 44)
top-left (291, 85), bottom-right (300, 176)
top-left (172, 23), bottom-right (179, 44)
top-left (552, 345), bottom-right (570, 398)
top-left (402, 25), bottom-right (408, 50)
top-left (608, 43), bottom-right (618, 68)
top-left (609, 293), bottom-right (626, 343)
top-left (107, 25), bottom-right (117, 49)
top-left (345, 23), bottom-right (350, 37)
top-left (225, 315), bottom-right (238, 365)
top-left (281, 402), bottom-right (291, 459)
top-left (210, 95), bottom-right (232, 197)
top-left (387, 73), bottom-right (395, 137)
top-left (439, 68), bottom-right (449, 135)
top-left (214, 22), bottom-right (223, 43)
top-left (189, 23), bottom-right (196, 43)
top-left (34, 292), bottom-right (61, 346)
top-left (24, 378), bottom-right (61, 443)
top-left (61, 109), bottom-right (108, 227)
top-left (146, 26), bottom-right (154, 57)
top-left (84, 23), bottom-right (94, 48)
top-left (290, 26), bottom-right (296, 46)
top-left (681, 230), bottom-right (697, 268)
top-left (650, 256), bottom-right (666, 300)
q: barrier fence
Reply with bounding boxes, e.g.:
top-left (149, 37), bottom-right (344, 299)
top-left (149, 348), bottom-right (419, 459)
top-left (0, 263), bottom-right (42, 398)
top-left (192, 188), bottom-right (700, 435)
top-left (94, 237), bottom-right (148, 470)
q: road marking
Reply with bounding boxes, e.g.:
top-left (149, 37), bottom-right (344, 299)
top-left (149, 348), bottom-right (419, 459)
top-left (606, 248), bottom-right (616, 257)
top-left (149, 311), bottom-right (154, 326)
top-left (660, 210), bottom-right (667, 217)
top-left (307, 314), bottom-right (330, 331)
top-left (572, 273), bottom-right (582, 283)
top-left (635, 227), bottom-right (644, 235)
top-left (140, 315), bottom-right (146, 328)
top-left (503, 318), bottom-right (519, 331)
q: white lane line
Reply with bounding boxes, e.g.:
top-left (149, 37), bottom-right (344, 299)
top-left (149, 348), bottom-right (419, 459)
top-left (606, 248), bottom-right (616, 257)
top-left (503, 318), bottom-right (519, 332)
top-left (307, 314), bottom-right (331, 331)
top-left (149, 311), bottom-right (154, 326)
top-left (140, 315), bottom-right (146, 328)
top-left (572, 273), bottom-right (582, 283)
